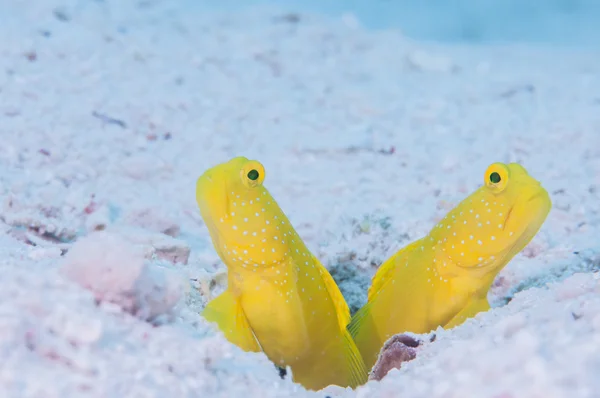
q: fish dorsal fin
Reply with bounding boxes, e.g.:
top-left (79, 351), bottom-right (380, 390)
top-left (313, 255), bottom-right (351, 329)
top-left (367, 238), bottom-right (424, 302)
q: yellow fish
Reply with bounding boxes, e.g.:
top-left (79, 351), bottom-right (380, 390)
top-left (195, 156), bottom-right (368, 391)
top-left (348, 162), bottom-right (552, 371)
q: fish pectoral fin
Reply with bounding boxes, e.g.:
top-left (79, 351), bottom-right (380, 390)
top-left (347, 299), bottom-right (371, 340)
top-left (340, 330), bottom-right (369, 388)
top-left (305, 257), bottom-right (368, 388)
top-left (368, 238), bottom-right (423, 302)
top-left (347, 300), bottom-right (384, 372)
top-left (443, 296), bottom-right (491, 329)
top-left (313, 255), bottom-right (351, 329)
top-left (202, 289), bottom-right (261, 353)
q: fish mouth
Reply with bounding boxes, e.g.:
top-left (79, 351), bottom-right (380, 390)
top-left (524, 186), bottom-right (551, 214)
top-left (502, 185), bottom-right (549, 228)
top-left (200, 171), bottom-right (215, 185)
top-left (500, 185), bottom-right (550, 256)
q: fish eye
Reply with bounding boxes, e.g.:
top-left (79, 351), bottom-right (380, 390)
top-left (240, 160), bottom-right (265, 188)
top-left (484, 163), bottom-right (509, 192)
top-left (247, 169), bottom-right (259, 181)
top-left (490, 172), bottom-right (501, 184)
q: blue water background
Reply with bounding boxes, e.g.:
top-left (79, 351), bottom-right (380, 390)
top-left (191, 0), bottom-right (600, 47)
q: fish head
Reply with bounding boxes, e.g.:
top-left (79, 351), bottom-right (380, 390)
top-left (434, 162), bottom-right (551, 273)
top-left (196, 156), bottom-right (292, 267)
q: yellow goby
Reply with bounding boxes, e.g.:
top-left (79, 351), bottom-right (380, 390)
top-left (349, 162), bottom-right (552, 371)
top-left (196, 156), bottom-right (368, 391)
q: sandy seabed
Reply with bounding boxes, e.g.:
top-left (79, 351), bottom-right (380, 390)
top-left (1, 1), bottom-right (600, 397)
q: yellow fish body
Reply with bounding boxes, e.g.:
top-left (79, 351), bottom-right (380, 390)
top-left (349, 162), bottom-right (552, 371)
top-left (196, 156), bottom-right (368, 390)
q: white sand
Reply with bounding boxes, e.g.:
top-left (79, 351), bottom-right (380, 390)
top-left (1, 1), bottom-right (599, 397)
